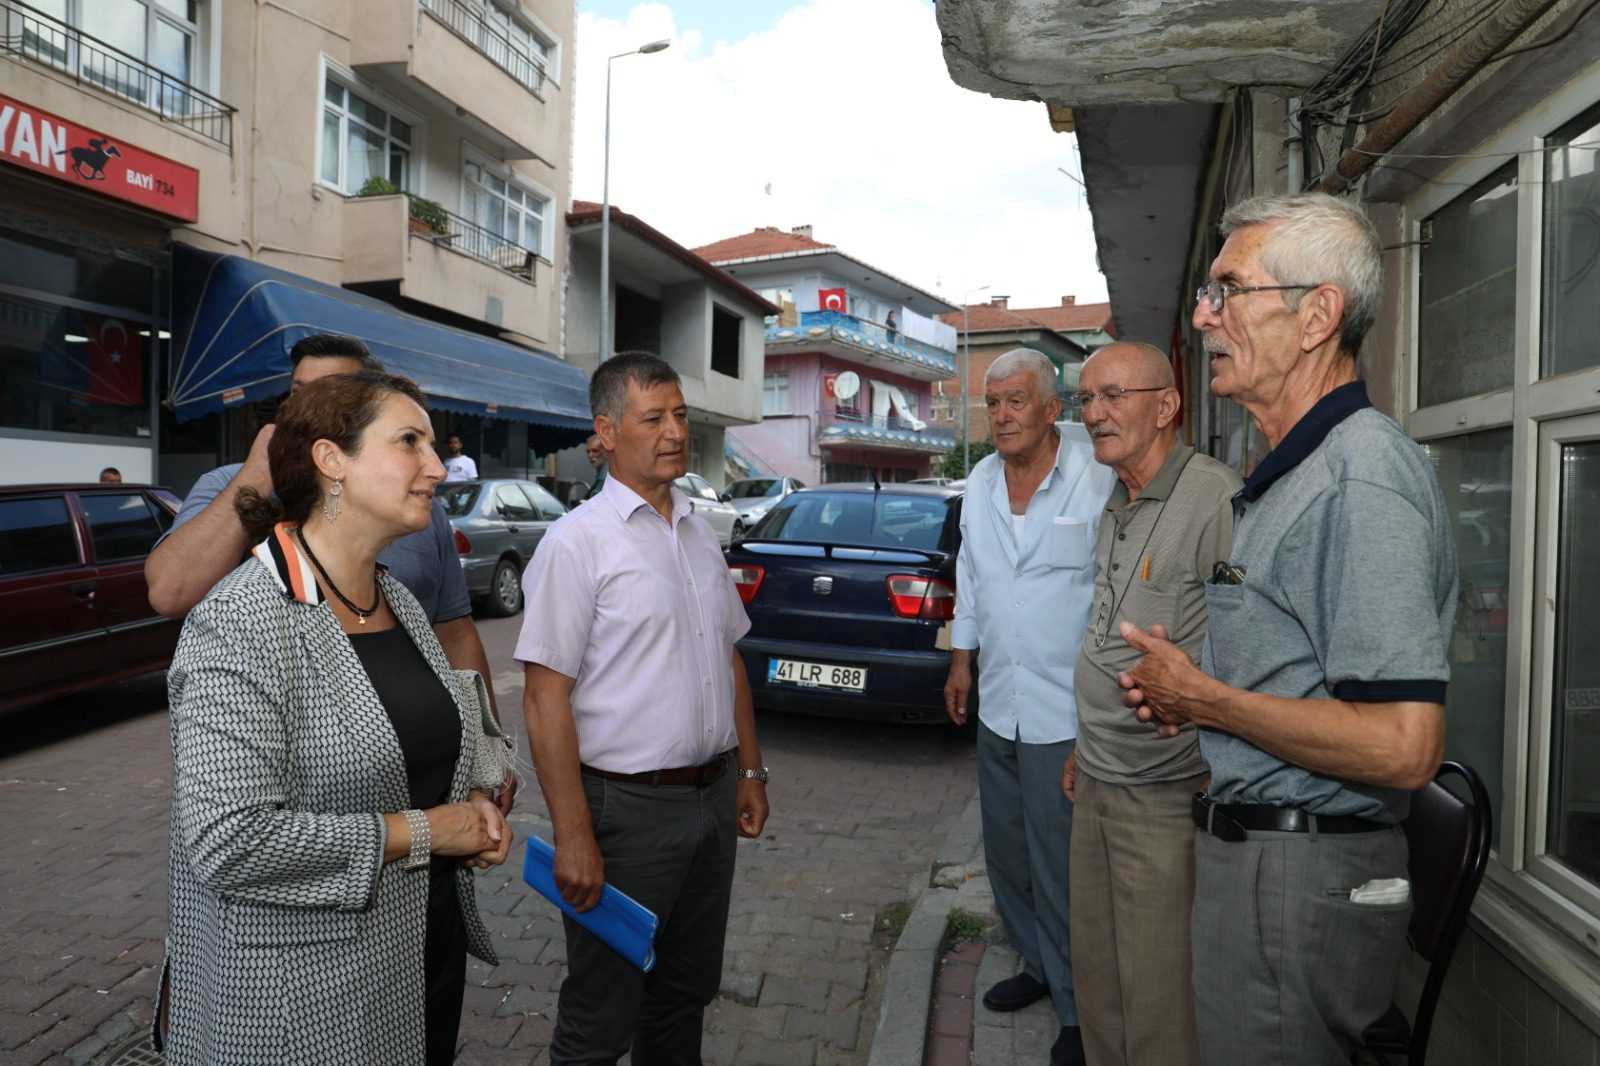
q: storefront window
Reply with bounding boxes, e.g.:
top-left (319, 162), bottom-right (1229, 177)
top-left (1425, 429), bottom-right (1512, 845)
top-left (1541, 102), bottom-right (1600, 380)
top-left (1418, 163), bottom-right (1518, 407)
top-left (1549, 440), bottom-right (1600, 886)
top-left (0, 228), bottom-right (156, 441)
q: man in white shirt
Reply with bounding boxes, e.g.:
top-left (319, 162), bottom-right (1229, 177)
top-left (944, 348), bottom-right (1113, 1066)
top-left (517, 351), bottom-right (770, 1064)
top-left (442, 434), bottom-right (478, 481)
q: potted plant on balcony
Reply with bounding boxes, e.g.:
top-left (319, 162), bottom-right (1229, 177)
top-left (407, 195), bottom-right (451, 240)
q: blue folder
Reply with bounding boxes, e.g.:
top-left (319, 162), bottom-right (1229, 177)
top-left (521, 836), bottom-right (659, 972)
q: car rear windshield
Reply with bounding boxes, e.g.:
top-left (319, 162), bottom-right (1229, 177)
top-left (758, 492), bottom-right (951, 551)
top-left (728, 479), bottom-right (781, 499)
top-left (438, 484), bottom-right (480, 517)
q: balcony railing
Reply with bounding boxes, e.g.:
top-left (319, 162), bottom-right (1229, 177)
top-left (767, 310), bottom-right (958, 377)
top-left (419, 0), bottom-right (546, 98)
top-left (406, 194), bottom-right (538, 283)
top-left (0, 0), bottom-right (234, 149)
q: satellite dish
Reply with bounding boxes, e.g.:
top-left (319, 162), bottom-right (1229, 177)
top-left (834, 371), bottom-right (860, 400)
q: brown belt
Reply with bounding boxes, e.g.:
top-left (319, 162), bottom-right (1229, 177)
top-left (580, 748), bottom-right (735, 788)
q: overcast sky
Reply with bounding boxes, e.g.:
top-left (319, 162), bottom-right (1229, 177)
top-left (570, 0), bottom-right (1108, 310)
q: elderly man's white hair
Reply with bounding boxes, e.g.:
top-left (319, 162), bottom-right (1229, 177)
top-left (984, 347), bottom-right (1058, 400)
top-left (1220, 193), bottom-right (1381, 357)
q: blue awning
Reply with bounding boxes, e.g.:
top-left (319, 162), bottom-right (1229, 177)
top-left (168, 244), bottom-right (592, 448)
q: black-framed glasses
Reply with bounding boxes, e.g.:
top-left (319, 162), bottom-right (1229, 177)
top-left (1072, 385), bottom-right (1169, 409)
top-left (1195, 280), bottom-right (1320, 314)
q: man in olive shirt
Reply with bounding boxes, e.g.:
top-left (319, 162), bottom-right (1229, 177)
top-left (1062, 342), bottom-right (1240, 1066)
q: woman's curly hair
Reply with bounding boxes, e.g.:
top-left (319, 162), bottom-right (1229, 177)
top-left (236, 371), bottom-right (428, 542)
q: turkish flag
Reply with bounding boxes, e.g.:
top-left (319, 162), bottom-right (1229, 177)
top-left (818, 287), bottom-right (847, 313)
top-left (85, 315), bottom-right (143, 406)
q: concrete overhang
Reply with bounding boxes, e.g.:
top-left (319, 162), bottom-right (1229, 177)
top-left (1076, 104), bottom-right (1218, 346)
top-left (936, 0), bottom-right (1375, 106)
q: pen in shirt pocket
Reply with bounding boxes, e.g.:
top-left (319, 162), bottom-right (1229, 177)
top-left (1141, 556), bottom-right (1151, 582)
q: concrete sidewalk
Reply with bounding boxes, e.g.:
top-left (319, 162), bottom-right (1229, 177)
top-left (868, 795), bottom-right (1059, 1066)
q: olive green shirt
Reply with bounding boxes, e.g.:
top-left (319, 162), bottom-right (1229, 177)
top-left (1073, 443), bottom-right (1242, 785)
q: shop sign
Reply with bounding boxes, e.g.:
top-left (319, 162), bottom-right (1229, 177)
top-left (0, 92), bottom-right (199, 222)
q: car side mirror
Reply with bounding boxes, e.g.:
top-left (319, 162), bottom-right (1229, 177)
top-left (719, 492), bottom-right (732, 502)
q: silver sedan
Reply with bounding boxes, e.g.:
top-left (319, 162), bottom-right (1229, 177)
top-left (438, 478), bottom-right (566, 616)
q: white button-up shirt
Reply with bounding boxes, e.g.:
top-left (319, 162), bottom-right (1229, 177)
top-left (514, 474), bottom-right (751, 772)
top-left (952, 430), bottom-right (1113, 743)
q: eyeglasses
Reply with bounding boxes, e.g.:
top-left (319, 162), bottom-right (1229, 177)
top-left (1072, 385), bottom-right (1169, 409)
top-left (1195, 280), bottom-right (1320, 314)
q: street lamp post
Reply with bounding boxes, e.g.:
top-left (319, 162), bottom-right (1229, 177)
top-left (960, 285), bottom-right (990, 476)
top-left (598, 39), bottom-right (670, 362)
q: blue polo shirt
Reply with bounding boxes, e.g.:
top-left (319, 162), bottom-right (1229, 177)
top-left (166, 463), bottom-right (472, 624)
top-left (1199, 382), bottom-right (1458, 822)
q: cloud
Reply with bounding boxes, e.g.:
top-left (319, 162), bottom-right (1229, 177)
top-left (571, 0), bottom-right (1107, 309)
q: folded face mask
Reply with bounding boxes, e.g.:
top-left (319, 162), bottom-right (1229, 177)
top-left (1348, 878), bottom-right (1411, 905)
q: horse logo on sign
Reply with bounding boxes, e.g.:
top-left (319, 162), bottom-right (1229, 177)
top-left (66, 137), bottom-right (121, 181)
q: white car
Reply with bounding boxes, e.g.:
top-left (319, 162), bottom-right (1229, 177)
top-left (676, 473), bottom-right (742, 546)
top-left (721, 476), bottom-right (806, 533)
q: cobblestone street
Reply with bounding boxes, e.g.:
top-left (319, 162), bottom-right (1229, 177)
top-left (0, 613), bottom-right (977, 1065)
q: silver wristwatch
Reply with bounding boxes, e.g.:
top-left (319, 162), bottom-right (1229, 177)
top-left (736, 766), bottom-right (770, 784)
top-left (401, 808), bottom-right (431, 871)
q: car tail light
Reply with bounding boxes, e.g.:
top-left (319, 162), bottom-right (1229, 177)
top-left (453, 528), bottom-right (472, 555)
top-left (729, 564), bottom-right (765, 605)
top-left (886, 575), bottom-right (956, 620)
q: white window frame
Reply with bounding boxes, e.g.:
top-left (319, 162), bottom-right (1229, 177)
top-left (316, 57), bottom-right (424, 198)
top-left (1401, 61), bottom-right (1600, 966)
top-left (18, 0), bottom-right (210, 106)
top-left (459, 146), bottom-right (554, 261)
top-left (763, 372), bottom-right (791, 416)
top-left (505, 2), bottom-right (563, 86)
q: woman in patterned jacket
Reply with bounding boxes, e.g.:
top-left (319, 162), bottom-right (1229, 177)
top-left (158, 371), bottom-right (511, 1065)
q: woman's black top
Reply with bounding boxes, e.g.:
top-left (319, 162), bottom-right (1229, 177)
top-left (349, 626), bottom-right (460, 809)
top-left (349, 624), bottom-right (468, 1063)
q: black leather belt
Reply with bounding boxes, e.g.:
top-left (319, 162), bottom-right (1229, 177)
top-left (581, 749), bottom-right (734, 788)
top-left (1192, 792), bottom-right (1390, 842)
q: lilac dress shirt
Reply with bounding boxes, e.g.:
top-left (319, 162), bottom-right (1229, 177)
top-left (513, 474), bottom-right (751, 773)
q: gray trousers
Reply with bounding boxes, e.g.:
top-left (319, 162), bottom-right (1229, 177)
top-left (549, 771), bottom-right (737, 1066)
top-left (1191, 825), bottom-right (1413, 1066)
top-left (1069, 770), bottom-right (1203, 1066)
top-left (978, 723), bottom-right (1077, 1027)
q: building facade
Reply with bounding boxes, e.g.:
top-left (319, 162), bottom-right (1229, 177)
top-left (695, 226), bottom-right (958, 484)
top-left (0, 0), bottom-right (584, 494)
top-left (561, 201), bottom-right (774, 491)
top-left (940, 0), bottom-right (1600, 1058)
top-left (932, 296), bottom-right (1094, 440)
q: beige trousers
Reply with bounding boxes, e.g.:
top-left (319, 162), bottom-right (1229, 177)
top-left (1069, 770), bottom-right (1205, 1066)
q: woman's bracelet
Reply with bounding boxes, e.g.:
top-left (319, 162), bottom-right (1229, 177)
top-left (401, 809), bottom-right (431, 871)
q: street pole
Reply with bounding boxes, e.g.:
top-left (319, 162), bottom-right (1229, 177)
top-left (598, 40), bottom-right (670, 364)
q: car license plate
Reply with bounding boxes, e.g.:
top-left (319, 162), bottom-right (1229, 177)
top-left (767, 658), bottom-right (868, 692)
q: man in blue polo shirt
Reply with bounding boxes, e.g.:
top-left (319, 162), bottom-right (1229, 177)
top-left (1117, 193), bottom-right (1456, 1066)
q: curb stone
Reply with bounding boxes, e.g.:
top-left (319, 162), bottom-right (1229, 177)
top-left (867, 793), bottom-right (985, 1066)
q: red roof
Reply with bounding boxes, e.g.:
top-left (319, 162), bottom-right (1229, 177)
top-left (1019, 301), bottom-right (1115, 334)
top-left (939, 299), bottom-right (1116, 338)
top-left (692, 226), bottom-right (836, 262)
top-left (567, 202), bottom-right (779, 315)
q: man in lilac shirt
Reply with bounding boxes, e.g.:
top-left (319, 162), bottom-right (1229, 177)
top-left (517, 352), bottom-right (770, 1064)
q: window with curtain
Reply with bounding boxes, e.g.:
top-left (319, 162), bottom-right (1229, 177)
top-left (463, 162), bottom-right (548, 255)
top-left (321, 76), bottom-right (413, 194)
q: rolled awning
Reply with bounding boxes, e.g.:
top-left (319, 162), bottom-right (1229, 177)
top-left (168, 244), bottom-right (592, 450)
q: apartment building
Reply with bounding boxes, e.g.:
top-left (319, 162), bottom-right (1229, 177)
top-left (561, 200), bottom-right (775, 490)
top-left (0, 0), bottom-right (586, 492)
top-left (695, 225), bottom-right (958, 484)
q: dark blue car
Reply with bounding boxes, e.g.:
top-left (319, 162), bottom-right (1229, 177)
top-left (725, 483), bottom-right (968, 725)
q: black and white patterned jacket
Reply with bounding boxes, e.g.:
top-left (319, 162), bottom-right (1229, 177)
top-left (156, 524), bottom-right (498, 1066)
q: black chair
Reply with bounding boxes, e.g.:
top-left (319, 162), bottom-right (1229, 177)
top-left (1360, 760), bottom-right (1492, 1066)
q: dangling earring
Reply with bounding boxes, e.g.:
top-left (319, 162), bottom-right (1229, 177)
top-left (323, 478), bottom-right (343, 524)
